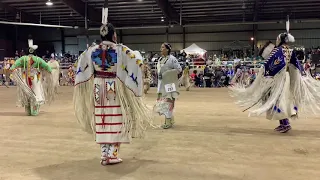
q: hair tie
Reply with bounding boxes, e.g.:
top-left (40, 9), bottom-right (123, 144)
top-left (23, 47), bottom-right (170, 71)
top-left (164, 43), bottom-right (172, 50)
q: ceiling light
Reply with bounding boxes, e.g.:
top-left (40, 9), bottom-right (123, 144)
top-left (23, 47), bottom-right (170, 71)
top-left (46, 0), bottom-right (53, 6)
top-left (250, 37), bottom-right (254, 41)
top-left (161, 19), bottom-right (164, 22)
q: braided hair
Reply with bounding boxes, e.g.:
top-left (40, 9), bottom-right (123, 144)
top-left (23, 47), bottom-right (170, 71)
top-left (163, 43), bottom-right (172, 55)
top-left (276, 32), bottom-right (295, 47)
top-left (100, 23), bottom-right (116, 43)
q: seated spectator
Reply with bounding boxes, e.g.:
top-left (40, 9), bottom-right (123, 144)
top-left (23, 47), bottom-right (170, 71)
top-left (190, 70), bottom-right (197, 81)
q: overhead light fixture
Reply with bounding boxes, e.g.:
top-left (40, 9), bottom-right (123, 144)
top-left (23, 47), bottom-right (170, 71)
top-left (46, 0), bottom-right (53, 6)
top-left (250, 37), bottom-right (254, 41)
top-left (161, 16), bottom-right (164, 22)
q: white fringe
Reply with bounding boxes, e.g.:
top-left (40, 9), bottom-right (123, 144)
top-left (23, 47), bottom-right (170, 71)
top-left (73, 76), bottom-right (95, 134)
top-left (230, 62), bottom-right (320, 120)
top-left (229, 66), bottom-right (287, 118)
top-left (41, 70), bottom-right (56, 104)
top-left (12, 69), bottom-right (36, 107)
top-left (116, 78), bottom-right (154, 139)
top-left (289, 64), bottom-right (320, 116)
top-left (179, 73), bottom-right (191, 88)
top-left (73, 76), bottom-right (154, 139)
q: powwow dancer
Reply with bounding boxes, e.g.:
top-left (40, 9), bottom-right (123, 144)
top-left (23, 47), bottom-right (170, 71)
top-left (67, 66), bottom-right (75, 86)
top-left (230, 17), bottom-right (320, 133)
top-left (47, 53), bottom-right (60, 93)
top-left (2, 61), bottom-right (10, 88)
top-left (154, 43), bottom-right (182, 129)
top-left (230, 67), bottom-right (251, 87)
top-left (179, 62), bottom-right (191, 91)
top-left (10, 37), bottom-right (55, 116)
top-left (142, 59), bottom-right (152, 94)
top-left (73, 1), bottom-right (152, 165)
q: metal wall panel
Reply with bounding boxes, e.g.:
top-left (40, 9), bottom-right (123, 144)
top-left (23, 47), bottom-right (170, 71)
top-left (185, 41), bottom-right (251, 51)
top-left (58, 22), bottom-right (320, 54)
top-left (257, 29), bottom-right (320, 48)
top-left (52, 42), bottom-right (62, 54)
top-left (185, 24), bottom-right (252, 33)
top-left (258, 22), bottom-right (320, 30)
top-left (168, 27), bottom-right (183, 34)
top-left (122, 28), bottom-right (166, 35)
top-left (65, 45), bottom-right (78, 54)
top-left (186, 32), bottom-right (252, 42)
top-left (125, 42), bottom-right (183, 52)
top-left (65, 37), bottom-right (78, 45)
top-left (123, 35), bottom-right (166, 43)
top-left (168, 34), bottom-right (183, 43)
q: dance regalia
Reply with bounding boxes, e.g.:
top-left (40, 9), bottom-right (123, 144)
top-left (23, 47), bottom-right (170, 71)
top-left (48, 58), bottom-right (60, 93)
top-left (10, 39), bottom-right (55, 116)
top-left (179, 66), bottom-right (191, 91)
top-left (154, 55), bottom-right (182, 129)
top-left (230, 27), bottom-right (320, 133)
top-left (230, 67), bottom-right (251, 87)
top-left (142, 62), bottom-right (152, 94)
top-left (73, 41), bottom-right (152, 164)
top-left (303, 62), bottom-right (312, 76)
top-left (3, 61), bottom-right (11, 87)
top-left (67, 68), bottom-right (75, 85)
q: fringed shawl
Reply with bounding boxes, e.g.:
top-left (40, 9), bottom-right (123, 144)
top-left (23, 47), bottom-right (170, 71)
top-left (73, 41), bottom-right (153, 139)
top-left (230, 46), bottom-right (320, 119)
top-left (11, 55), bottom-right (56, 107)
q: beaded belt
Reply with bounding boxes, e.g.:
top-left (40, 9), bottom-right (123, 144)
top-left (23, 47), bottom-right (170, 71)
top-left (95, 71), bottom-right (117, 78)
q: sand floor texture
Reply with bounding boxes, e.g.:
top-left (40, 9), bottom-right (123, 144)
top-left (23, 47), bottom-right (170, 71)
top-left (0, 86), bottom-right (320, 180)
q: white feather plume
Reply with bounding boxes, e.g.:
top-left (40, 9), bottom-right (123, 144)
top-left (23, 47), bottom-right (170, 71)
top-left (261, 43), bottom-right (275, 60)
top-left (102, 8), bottom-right (108, 25)
top-left (28, 39), bottom-right (33, 47)
top-left (287, 33), bottom-right (295, 43)
top-left (28, 39), bottom-right (38, 50)
top-left (286, 19), bottom-right (290, 33)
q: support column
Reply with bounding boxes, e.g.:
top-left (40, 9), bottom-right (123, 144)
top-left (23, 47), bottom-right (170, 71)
top-left (84, 0), bottom-right (89, 47)
top-left (166, 28), bottom-right (169, 42)
top-left (13, 26), bottom-right (18, 54)
top-left (119, 29), bottom-right (123, 43)
top-left (61, 29), bottom-right (65, 54)
top-left (182, 27), bottom-right (186, 49)
top-left (252, 24), bottom-right (258, 57)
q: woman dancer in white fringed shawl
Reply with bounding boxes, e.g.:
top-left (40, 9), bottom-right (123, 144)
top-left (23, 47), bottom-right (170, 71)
top-left (10, 37), bottom-right (55, 116)
top-left (179, 62), bottom-right (191, 91)
top-left (47, 53), bottom-right (60, 93)
top-left (154, 43), bottom-right (182, 129)
top-left (230, 18), bottom-right (320, 133)
top-left (142, 59), bottom-right (152, 94)
top-left (73, 2), bottom-right (152, 166)
top-left (230, 67), bottom-right (251, 87)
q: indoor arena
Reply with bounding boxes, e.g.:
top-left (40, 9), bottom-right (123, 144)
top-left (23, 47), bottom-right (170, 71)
top-left (1, 87), bottom-right (320, 180)
top-left (1, 0), bottom-right (320, 180)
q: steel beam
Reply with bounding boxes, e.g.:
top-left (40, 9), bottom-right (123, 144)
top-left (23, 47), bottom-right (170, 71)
top-left (253, 0), bottom-right (260, 21)
top-left (155, 0), bottom-right (181, 24)
top-left (0, 1), bottom-right (50, 23)
top-left (61, 0), bottom-right (114, 24)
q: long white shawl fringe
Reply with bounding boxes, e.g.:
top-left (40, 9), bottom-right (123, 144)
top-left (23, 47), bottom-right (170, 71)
top-left (230, 64), bottom-right (320, 120)
top-left (12, 69), bottom-right (55, 107)
top-left (73, 43), bottom-right (153, 140)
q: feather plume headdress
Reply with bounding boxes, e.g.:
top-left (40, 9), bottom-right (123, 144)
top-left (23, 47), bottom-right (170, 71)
top-left (100, 0), bottom-right (109, 36)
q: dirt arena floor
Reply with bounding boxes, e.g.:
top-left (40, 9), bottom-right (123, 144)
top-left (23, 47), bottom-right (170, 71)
top-left (1, 86), bottom-right (320, 180)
